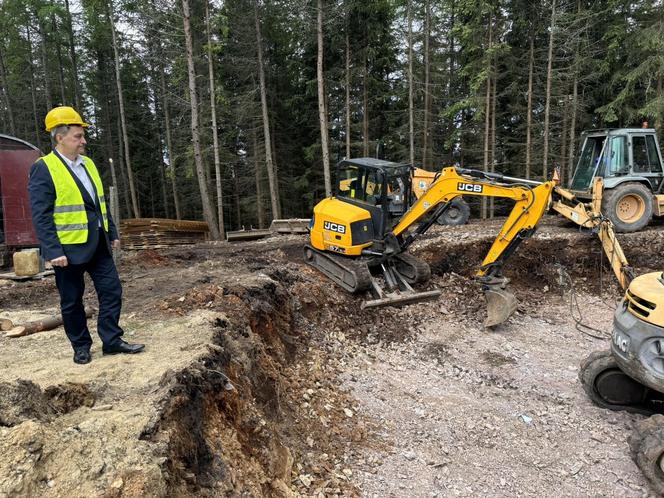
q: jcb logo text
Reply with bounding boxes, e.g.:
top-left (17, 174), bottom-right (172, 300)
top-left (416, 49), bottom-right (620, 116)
top-left (324, 221), bottom-right (346, 234)
top-left (457, 182), bottom-right (483, 193)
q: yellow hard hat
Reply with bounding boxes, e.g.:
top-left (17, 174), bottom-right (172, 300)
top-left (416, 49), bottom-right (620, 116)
top-left (44, 106), bottom-right (90, 132)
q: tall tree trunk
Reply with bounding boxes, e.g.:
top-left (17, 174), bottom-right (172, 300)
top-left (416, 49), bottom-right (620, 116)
top-left (26, 27), bottom-right (42, 151)
top-left (448, 0), bottom-right (456, 101)
top-left (206, 0), bottom-right (225, 238)
top-left (345, 29), bottom-right (351, 159)
top-left (567, 0), bottom-right (581, 184)
top-left (567, 73), bottom-right (578, 184)
top-left (64, 0), bottom-right (82, 109)
top-left (489, 75), bottom-right (497, 218)
top-left (525, 35), bottom-right (534, 179)
top-left (158, 56), bottom-right (180, 220)
top-left (232, 165), bottom-right (242, 229)
top-left (100, 78), bottom-right (118, 192)
top-left (407, 0), bottom-right (415, 166)
top-left (253, 128), bottom-right (265, 229)
top-left (254, 1), bottom-right (281, 220)
top-left (35, 14), bottom-right (52, 111)
top-left (182, 0), bottom-right (220, 238)
top-left (155, 130), bottom-right (169, 218)
top-left (51, 15), bottom-right (67, 105)
top-left (560, 97), bottom-right (568, 182)
top-left (657, 76), bottom-right (663, 134)
top-left (109, 0), bottom-right (140, 218)
top-left (317, 0), bottom-right (331, 197)
top-left (422, 0), bottom-right (431, 167)
top-left (482, 15), bottom-right (493, 219)
top-left (362, 53), bottom-right (369, 156)
top-left (116, 115), bottom-right (132, 218)
top-left (108, 157), bottom-right (119, 194)
top-left (0, 49), bottom-right (16, 136)
top-left (542, 0), bottom-right (556, 179)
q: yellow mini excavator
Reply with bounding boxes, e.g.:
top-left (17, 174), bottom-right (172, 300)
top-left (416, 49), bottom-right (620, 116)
top-left (305, 158), bottom-right (554, 326)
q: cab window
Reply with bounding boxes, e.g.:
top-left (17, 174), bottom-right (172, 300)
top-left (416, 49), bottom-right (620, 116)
top-left (632, 135), bottom-right (661, 173)
top-left (336, 165), bottom-right (383, 205)
top-left (337, 165), bottom-right (361, 200)
top-left (364, 170), bottom-right (383, 205)
top-left (570, 136), bottom-right (605, 191)
top-left (605, 136), bottom-right (628, 176)
top-left (647, 135), bottom-right (663, 173)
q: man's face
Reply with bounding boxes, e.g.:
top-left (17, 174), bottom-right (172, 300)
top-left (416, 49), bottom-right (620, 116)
top-left (57, 126), bottom-right (86, 157)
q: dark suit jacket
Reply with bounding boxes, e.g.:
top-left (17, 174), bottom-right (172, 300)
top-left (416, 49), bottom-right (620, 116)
top-left (28, 150), bottom-right (119, 265)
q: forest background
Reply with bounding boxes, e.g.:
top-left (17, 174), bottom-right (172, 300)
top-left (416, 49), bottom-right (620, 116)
top-left (0, 0), bottom-right (662, 239)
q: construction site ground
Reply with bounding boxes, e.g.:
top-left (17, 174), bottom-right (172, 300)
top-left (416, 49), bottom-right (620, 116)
top-left (1, 215), bottom-right (664, 498)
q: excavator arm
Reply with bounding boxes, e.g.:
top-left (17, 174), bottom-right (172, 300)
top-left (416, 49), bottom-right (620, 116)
top-left (393, 167), bottom-right (554, 279)
top-left (388, 167), bottom-right (554, 325)
top-left (551, 177), bottom-right (633, 290)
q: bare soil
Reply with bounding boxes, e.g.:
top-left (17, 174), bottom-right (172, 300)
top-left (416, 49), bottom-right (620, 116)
top-left (1, 215), bottom-right (663, 497)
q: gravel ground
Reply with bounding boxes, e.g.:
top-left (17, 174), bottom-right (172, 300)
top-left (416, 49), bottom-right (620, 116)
top-left (341, 292), bottom-right (656, 497)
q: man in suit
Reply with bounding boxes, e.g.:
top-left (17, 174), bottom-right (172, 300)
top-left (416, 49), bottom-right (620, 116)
top-left (28, 106), bottom-right (144, 364)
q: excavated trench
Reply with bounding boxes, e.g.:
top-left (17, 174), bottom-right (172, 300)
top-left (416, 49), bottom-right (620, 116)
top-left (2, 220), bottom-right (664, 496)
top-left (122, 224), bottom-right (664, 496)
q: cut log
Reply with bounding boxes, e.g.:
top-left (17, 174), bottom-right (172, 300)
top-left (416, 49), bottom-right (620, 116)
top-left (5, 310), bottom-right (93, 338)
top-left (0, 318), bottom-right (14, 331)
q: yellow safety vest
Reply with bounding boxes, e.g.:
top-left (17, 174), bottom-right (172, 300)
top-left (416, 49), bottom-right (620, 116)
top-left (41, 151), bottom-right (109, 244)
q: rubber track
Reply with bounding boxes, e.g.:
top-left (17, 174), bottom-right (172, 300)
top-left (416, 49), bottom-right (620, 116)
top-left (393, 252), bottom-right (431, 285)
top-left (303, 245), bottom-right (372, 293)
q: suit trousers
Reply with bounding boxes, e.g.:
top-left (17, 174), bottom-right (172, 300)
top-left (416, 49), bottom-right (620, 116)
top-left (54, 229), bottom-right (124, 350)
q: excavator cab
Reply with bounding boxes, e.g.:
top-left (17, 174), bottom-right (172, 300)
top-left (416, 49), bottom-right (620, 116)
top-left (336, 158), bottom-right (412, 233)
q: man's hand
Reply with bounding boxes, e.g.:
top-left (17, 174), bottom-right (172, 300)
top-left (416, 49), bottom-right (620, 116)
top-left (50, 256), bottom-right (68, 267)
top-left (112, 239), bottom-right (121, 249)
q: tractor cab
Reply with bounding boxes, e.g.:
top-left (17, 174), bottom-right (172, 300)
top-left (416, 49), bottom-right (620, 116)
top-left (336, 158), bottom-right (412, 234)
top-left (569, 128), bottom-right (664, 195)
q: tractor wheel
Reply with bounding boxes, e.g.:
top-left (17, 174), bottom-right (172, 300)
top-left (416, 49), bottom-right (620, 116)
top-left (578, 350), bottom-right (650, 414)
top-left (629, 414), bottom-right (664, 496)
top-left (602, 183), bottom-right (653, 233)
top-left (436, 197), bottom-right (471, 226)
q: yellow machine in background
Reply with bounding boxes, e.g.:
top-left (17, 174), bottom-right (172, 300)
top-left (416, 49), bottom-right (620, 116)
top-left (305, 158), bottom-right (554, 326)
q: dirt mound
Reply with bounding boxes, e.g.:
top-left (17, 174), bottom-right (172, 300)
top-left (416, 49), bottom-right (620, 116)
top-left (0, 380), bottom-right (94, 427)
top-left (0, 380), bottom-right (57, 427)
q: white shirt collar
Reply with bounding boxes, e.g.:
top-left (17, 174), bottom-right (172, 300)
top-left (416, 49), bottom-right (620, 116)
top-left (57, 151), bottom-right (84, 169)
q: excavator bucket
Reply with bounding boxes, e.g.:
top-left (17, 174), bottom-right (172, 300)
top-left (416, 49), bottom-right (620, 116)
top-left (361, 288), bottom-right (442, 310)
top-left (360, 260), bottom-right (441, 309)
top-left (484, 286), bottom-right (518, 327)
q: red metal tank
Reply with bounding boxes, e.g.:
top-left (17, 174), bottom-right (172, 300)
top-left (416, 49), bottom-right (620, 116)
top-left (0, 135), bottom-right (42, 247)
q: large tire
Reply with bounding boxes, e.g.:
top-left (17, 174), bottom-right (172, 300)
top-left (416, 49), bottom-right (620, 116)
top-left (602, 183), bottom-right (653, 233)
top-left (436, 197), bottom-right (470, 226)
top-left (629, 414), bottom-right (664, 496)
top-left (578, 350), bottom-right (650, 414)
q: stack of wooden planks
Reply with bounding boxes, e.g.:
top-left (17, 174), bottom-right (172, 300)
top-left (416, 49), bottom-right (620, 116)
top-left (119, 218), bottom-right (209, 249)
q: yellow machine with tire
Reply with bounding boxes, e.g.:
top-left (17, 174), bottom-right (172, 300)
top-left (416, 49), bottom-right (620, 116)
top-left (566, 128), bottom-right (664, 232)
top-left (579, 272), bottom-right (664, 495)
top-left (305, 158), bottom-right (554, 326)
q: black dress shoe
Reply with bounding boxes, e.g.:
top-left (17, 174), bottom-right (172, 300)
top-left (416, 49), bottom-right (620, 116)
top-left (73, 348), bottom-right (92, 364)
top-left (102, 340), bottom-right (145, 355)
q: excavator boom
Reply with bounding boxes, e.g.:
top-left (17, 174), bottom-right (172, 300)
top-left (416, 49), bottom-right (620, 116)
top-left (391, 167), bottom-right (554, 325)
